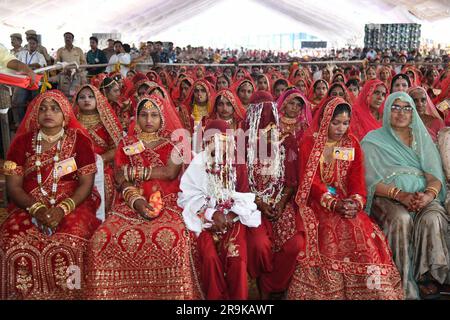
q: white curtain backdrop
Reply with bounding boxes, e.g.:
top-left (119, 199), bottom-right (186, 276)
top-left (1, 0), bottom-right (449, 50)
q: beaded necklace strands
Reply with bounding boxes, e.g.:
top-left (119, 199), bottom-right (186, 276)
top-left (205, 133), bottom-right (237, 207)
top-left (35, 129), bottom-right (65, 206)
top-left (246, 102), bottom-right (285, 205)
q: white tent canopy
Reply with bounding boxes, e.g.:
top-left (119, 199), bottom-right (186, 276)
top-left (1, 0), bottom-right (449, 51)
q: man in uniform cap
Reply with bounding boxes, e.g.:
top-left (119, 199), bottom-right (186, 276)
top-left (23, 30), bottom-right (52, 65)
top-left (9, 33), bottom-right (23, 57)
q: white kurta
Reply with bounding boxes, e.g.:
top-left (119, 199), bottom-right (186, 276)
top-left (177, 151), bottom-right (261, 235)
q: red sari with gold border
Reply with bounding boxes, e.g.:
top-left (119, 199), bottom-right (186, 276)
top-left (0, 117), bottom-right (100, 299)
top-left (84, 95), bottom-right (203, 299)
top-left (74, 84), bottom-right (123, 212)
top-left (287, 97), bottom-right (403, 300)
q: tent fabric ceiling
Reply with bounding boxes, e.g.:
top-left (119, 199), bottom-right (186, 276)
top-left (1, 0), bottom-right (449, 47)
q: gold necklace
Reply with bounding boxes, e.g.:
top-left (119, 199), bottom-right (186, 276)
top-left (39, 128), bottom-right (65, 143)
top-left (78, 113), bottom-right (101, 128)
top-left (326, 140), bottom-right (339, 147)
top-left (138, 131), bottom-right (160, 143)
top-left (281, 116), bottom-right (297, 125)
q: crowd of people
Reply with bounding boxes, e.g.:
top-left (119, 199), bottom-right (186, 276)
top-left (1, 29), bottom-right (450, 301)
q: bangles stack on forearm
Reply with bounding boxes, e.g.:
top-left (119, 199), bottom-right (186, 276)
top-left (424, 186), bottom-right (439, 199)
top-left (320, 192), bottom-right (337, 212)
top-left (122, 186), bottom-right (146, 210)
top-left (57, 198), bottom-right (76, 216)
top-left (27, 202), bottom-right (47, 217)
top-left (123, 165), bottom-right (153, 183)
top-left (388, 186), bottom-right (402, 201)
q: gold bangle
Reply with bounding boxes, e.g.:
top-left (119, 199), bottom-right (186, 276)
top-left (57, 202), bottom-right (70, 216)
top-left (350, 194), bottom-right (365, 211)
top-left (388, 187), bottom-right (395, 199)
top-left (28, 202), bottom-right (46, 217)
top-left (425, 187), bottom-right (438, 199)
top-left (392, 188), bottom-right (402, 201)
top-left (65, 198), bottom-right (76, 211)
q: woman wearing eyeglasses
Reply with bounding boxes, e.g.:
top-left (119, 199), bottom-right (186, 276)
top-left (361, 92), bottom-right (450, 300)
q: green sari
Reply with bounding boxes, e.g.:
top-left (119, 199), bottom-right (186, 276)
top-left (361, 91), bottom-right (446, 214)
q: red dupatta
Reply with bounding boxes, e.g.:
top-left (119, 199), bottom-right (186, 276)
top-left (16, 90), bottom-right (87, 138)
top-left (276, 88), bottom-right (312, 140)
top-left (116, 94), bottom-right (185, 201)
top-left (231, 78), bottom-right (256, 95)
top-left (90, 73), bottom-right (108, 89)
top-left (181, 79), bottom-right (216, 113)
top-left (233, 67), bottom-right (252, 83)
top-left (351, 79), bottom-right (387, 140)
top-left (128, 94), bottom-right (184, 140)
top-left (146, 70), bottom-right (161, 83)
top-left (171, 76), bottom-right (194, 104)
top-left (327, 82), bottom-right (356, 105)
top-left (307, 79), bottom-right (329, 110)
top-left (73, 84), bottom-right (123, 147)
top-left (331, 72), bottom-right (348, 84)
top-left (159, 70), bottom-right (173, 89)
top-left (402, 66), bottom-right (422, 87)
top-left (131, 72), bottom-right (149, 85)
top-left (206, 89), bottom-right (246, 127)
top-left (291, 76), bottom-right (310, 94)
top-left (294, 97), bottom-right (355, 265)
top-left (256, 74), bottom-right (272, 92)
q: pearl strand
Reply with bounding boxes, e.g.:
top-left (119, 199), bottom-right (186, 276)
top-left (36, 130), bottom-right (63, 206)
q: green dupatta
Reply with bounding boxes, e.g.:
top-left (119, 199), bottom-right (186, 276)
top-left (361, 91), bottom-right (446, 214)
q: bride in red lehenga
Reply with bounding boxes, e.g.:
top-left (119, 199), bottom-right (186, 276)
top-left (73, 84), bottom-right (123, 212)
top-left (287, 97), bottom-right (403, 300)
top-left (83, 94), bottom-right (203, 299)
top-left (0, 90), bottom-right (101, 299)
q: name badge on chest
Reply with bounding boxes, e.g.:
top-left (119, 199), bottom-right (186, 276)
top-left (55, 157), bottom-right (77, 178)
top-left (333, 147), bottom-right (355, 161)
top-left (123, 140), bottom-right (145, 156)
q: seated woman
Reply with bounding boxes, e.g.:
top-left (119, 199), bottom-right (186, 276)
top-left (377, 65), bottom-right (392, 89)
top-left (245, 91), bottom-right (305, 299)
top-left (402, 67), bottom-right (422, 87)
top-left (307, 79), bottom-right (329, 114)
top-left (233, 79), bottom-right (255, 110)
top-left (345, 78), bottom-right (361, 100)
top-left (100, 77), bottom-right (132, 131)
top-left (233, 67), bottom-right (251, 83)
top-left (361, 92), bottom-right (450, 300)
top-left (215, 74), bottom-right (231, 91)
top-left (391, 74), bottom-right (411, 93)
top-left (331, 72), bottom-right (347, 84)
top-left (351, 79), bottom-right (388, 140)
top-left (327, 82), bottom-right (355, 105)
top-left (272, 78), bottom-right (289, 100)
top-left (408, 86), bottom-right (445, 142)
top-left (256, 74), bottom-right (271, 92)
top-left (277, 88), bottom-right (312, 140)
top-left (206, 89), bottom-right (246, 130)
top-left (364, 66), bottom-right (377, 82)
top-left (0, 90), bottom-right (101, 299)
top-left (287, 96), bottom-right (403, 300)
top-left (292, 77), bottom-right (309, 95)
top-left (74, 84), bottom-right (123, 213)
top-left (178, 119), bottom-right (261, 300)
top-left (181, 79), bottom-right (216, 133)
top-left (83, 95), bottom-right (202, 299)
